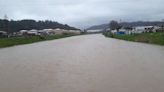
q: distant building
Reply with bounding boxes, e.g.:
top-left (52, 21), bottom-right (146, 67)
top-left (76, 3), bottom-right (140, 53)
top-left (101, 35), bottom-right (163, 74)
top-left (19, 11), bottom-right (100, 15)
top-left (134, 26), bottom-right (161, 33)
top-left (20, 30), bottom-right (28, 35)
top-left (87, 29), bottom-right (103, 33)
top-left (0, 31), bottom-right (7, 37)
top-left (110, 25), bottom-right (162, 35)
top-left (19, 28), bottom-right (81, 36)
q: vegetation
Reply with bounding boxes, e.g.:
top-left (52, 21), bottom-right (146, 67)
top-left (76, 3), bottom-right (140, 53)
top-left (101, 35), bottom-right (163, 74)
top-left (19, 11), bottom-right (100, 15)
top-left (103, 32), bottom-right (164, 45)
top-left (0, 33), bottom-right (76, 48)
top-left (0, 19), bottom-right (78, 33)
top-left (109, 20), bottom-right (121, 31)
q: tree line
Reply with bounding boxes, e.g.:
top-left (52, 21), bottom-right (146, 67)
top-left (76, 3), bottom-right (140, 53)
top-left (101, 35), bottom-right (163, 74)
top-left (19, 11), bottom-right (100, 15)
top-left (0, 19), bottom-right (78, 33)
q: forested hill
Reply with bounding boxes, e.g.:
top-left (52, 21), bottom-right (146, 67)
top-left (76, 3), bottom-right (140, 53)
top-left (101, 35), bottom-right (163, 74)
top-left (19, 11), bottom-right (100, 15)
top-left (0, 19), bottom-right (79, 32)
top-left (86, 24), bottom-right (109, 30)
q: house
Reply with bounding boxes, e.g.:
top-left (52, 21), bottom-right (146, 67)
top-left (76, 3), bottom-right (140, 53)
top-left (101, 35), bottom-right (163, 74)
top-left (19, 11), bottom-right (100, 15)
top-left (132, 26), bottom-right (145, 34)
top-left (156, 27), bottom-right (164, 32)
top-left (152, 26), bottom-right (162, 32)
top-left (111, 27), bottom-right (133, 35)
top-left (38, 29), bottom-right (55, 36)
top-left (52, 28), bottom-right (81, 35)
top-left (144, 26), bottom-right (156, 33)
top-left (66, 30), bottom-right (81, 35)
top-left (0, 31), bottom-right (7, 37)
top-left (20, 30), bottom-right (28, 35)
top-left (134, 26), bottom-right (161, 33)
top-left (27, 29), bottom-right (38, 36)
top-left (111, 30), bottom-right (117, 34)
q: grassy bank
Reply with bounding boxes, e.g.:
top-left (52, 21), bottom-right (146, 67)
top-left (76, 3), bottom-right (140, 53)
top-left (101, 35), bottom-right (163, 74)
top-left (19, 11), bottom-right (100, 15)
top-left (103, 32), bottom-right (164, 45)
top-left (0, 34), bottom-right (76, 48)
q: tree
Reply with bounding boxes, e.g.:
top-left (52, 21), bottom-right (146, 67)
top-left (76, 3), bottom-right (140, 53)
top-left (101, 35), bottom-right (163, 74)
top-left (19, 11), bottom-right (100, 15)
top-left (0, 19), bottom-right (78, 32)
top-left (109, 20), bottom-right (121, 31)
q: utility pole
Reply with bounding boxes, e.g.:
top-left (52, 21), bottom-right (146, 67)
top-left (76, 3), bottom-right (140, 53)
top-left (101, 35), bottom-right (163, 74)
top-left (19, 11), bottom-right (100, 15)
top-left (4, 14), bottom-right (9, 34)
top-left (119, 19), bottom-right (122, 23)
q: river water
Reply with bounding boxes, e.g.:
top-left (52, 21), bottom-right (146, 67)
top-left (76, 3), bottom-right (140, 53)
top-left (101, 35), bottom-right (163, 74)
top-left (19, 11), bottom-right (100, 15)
top-left (0, 34), bottom-right (164, 92)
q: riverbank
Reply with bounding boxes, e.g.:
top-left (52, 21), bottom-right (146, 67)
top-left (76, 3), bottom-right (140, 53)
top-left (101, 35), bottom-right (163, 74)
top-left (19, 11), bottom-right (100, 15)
top-left (0, 33), bottom-right (76, 48)
top-left (103, 32), bottom-right (164, 45)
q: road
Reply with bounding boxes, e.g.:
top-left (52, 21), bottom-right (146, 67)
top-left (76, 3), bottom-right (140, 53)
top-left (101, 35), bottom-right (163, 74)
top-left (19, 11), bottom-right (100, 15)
top-left (0, 34), bottom-right (164, 92)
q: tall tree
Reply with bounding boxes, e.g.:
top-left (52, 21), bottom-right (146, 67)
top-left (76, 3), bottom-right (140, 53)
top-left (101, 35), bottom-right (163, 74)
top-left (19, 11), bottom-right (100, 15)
top-left (109, 20), bottom-right (121, 31)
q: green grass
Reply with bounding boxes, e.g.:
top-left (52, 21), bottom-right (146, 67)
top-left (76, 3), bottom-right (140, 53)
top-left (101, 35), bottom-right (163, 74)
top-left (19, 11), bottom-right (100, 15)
top-left (0, 33), bottom-right (76, 48)
top-left (103, 32), bottom-right (164, 45)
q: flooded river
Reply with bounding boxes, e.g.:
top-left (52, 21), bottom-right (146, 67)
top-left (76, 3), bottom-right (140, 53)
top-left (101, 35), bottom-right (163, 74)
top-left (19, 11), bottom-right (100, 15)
top-left (0, 34), bottom-right (164, 92)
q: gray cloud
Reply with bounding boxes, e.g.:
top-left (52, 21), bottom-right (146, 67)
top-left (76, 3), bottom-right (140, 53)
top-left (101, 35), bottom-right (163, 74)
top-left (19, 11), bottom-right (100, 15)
top-left (0, 0), bottom-right (164, 29)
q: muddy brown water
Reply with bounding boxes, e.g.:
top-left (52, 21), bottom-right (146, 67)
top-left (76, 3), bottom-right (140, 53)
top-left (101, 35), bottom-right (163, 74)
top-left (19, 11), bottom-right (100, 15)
top-left (0, 34), bottom-right (164, 92)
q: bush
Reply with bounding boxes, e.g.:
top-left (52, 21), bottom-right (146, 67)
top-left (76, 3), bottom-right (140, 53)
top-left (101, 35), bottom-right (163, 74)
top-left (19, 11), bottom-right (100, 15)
top-left (0, 34), bottom-right (77, 48)
top-left (103, 32), bottom-right (164, 45)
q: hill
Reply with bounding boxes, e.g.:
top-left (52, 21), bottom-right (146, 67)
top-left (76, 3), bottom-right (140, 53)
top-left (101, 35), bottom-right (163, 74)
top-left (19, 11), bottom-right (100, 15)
top-left (87, 21), bottom-right (164, 30)
top-left (0, 19), bottom-right (79, 32)
top-left (86, 24), bottom-right (109, 30)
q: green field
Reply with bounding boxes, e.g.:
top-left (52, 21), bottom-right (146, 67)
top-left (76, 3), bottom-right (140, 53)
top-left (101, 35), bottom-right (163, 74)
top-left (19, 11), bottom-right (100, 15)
top-left (103, 32), bottom-right (164, 45)
top-left (0, 34), bottom-right (75, 48)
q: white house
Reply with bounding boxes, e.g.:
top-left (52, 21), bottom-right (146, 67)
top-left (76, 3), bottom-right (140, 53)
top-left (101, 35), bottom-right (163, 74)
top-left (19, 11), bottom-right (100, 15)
top-left (0, 31), bottom-right (7, 36)
top-left (111, 30), bottom-right (117, 34)
top-left (132, 26), bottom-right (146, 34)
top-left (27, 29), bottom-right (38, 35)
top-left (20, 30), bottom-right (28, 35)
top-left (0, 31), bottom-right (7, 34)
top-left (152, 26), bottom-right (161, 32)
top-left (134, 26), bottom-right (161, 33)
top-left (38, 29), bottom-right (55, 35)
top-left (52, 28), bottom-right (64, 35)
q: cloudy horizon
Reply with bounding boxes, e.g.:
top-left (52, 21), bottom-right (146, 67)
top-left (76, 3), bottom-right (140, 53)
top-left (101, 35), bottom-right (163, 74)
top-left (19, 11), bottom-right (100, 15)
top-left (0, 0), bottom-right (164, 29)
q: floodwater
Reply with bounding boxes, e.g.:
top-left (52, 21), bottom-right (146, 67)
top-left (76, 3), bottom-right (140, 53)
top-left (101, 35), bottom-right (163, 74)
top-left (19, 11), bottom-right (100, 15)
top-left (0, 34), bottom-right (164, 92)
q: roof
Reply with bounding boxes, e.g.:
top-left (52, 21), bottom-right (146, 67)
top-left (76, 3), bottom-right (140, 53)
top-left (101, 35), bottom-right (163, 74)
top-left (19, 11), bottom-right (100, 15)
top-left (0, 31), bottom-right (7, 34)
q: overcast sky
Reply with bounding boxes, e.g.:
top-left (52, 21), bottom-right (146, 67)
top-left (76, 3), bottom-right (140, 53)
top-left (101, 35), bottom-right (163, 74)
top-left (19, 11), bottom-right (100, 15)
top-left (0, 0), bottom-right (164, 29)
